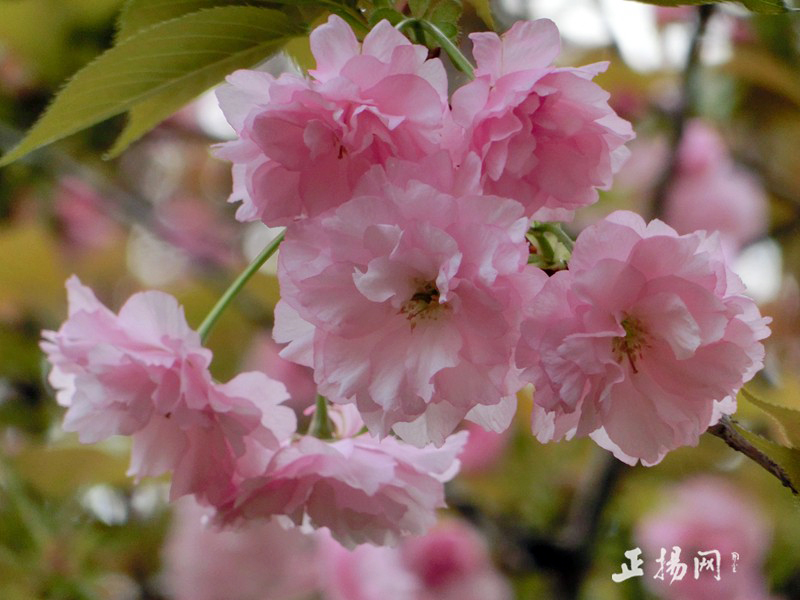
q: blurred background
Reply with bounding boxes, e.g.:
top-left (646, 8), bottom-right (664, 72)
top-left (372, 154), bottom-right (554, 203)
top-left (1, 0), bottom-right (800, 598)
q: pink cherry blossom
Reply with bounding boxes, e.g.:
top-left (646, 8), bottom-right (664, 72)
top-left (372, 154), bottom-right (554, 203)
top-left (53, 176), bottom-right (121, 252)
top-left (664, 121), bottom-right (768, 255)
top-left (155, 196), bottom-right (239, 268)
top-left (613, 121), bottom-right (768, 255)
top-left (163, 498), bottom-right (319, 600)
top-left (318, 519), bottom-right (511, 600)
top-left (41, 276), bottom-right (295, 505)
top-left (449, 19), bottom-right (634, 221)
top-left (318, 531), bottom-right (420, 599)
top-left (637, 477), bottom-right (775, 600)
top-left (654, 6), bottom-right (697, 26)
top-left (243, 331), bottom-right (318, 414)
top-left (400, 519), bottom-right (512, 600)
top-left (274, 159), bottom-right (547, 446)
top-left (517, 211), bottom-right (770, 465)
top-left (218, 430), bottom-right (467, 549)
top-left (457, 421), bottom-right (512, 474)
top-left (215, 15), bottom-right (450, 226)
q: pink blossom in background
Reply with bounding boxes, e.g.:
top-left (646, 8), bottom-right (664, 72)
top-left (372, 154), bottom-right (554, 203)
top-left (165, 507), bottom-right (509, 600)
top-left (318, 519), bottom-right (511, 600)
top-left (637, 477), bottom-right (775, 600)
top-left (274, 159), bottom-right (547, 446)
top-left (243, 332), bottom-right (318, 414)
top-left (654, 6), bottom-right (697, 26)
top-left (218, 430), bottom-right (467, 548)
top-left (215, 15), bottom-right (450, 226)
top-left (155, 196), bottom-right (238, 267)
top-left (613, 120), bottom-right (768, 255)
top-left (517, 211), bottom-right (770, 465)
top-left (664, 120), bottom-right (768, 255)
top-left (52, 177), bottom-right (120, 252)
top-left (449, 19), bottom-right (634, 221)
top-left (41, 277), bottom-right (295, 505)
top-left (318, 532), bottom-right (420, 600)
top-left (163, 498), bottom-right (319, 600)
top-left (0, 46), bottom-right (35, 96)
top-left (457, 421), bottom-right (512, 474)
top-left (400, 520), bottom-right (512, 600)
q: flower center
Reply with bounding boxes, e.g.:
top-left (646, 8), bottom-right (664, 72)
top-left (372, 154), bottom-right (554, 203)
top-left (612, 315), bottom-right (649, 374)
top-left (400, 280), bottom-right (449, 329)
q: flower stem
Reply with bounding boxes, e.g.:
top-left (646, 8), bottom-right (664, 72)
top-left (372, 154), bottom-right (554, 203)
top-left (396, 18), bottom-right (475, 79)
top-left (197, 230), bottom-right (285, 343)
top-left (534, 222), bottom-right (575, 253)
top-left (309, 394), bottom-right (334, 439)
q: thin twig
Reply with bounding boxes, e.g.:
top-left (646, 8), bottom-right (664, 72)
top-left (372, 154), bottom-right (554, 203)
top-left (447, 450), bottom-right (628, 600)
top-left (555, 451), bottom-right (628, 599)
top-left (707, 415), bottom-right (798, 495)
top-left (650, 4), bottom-right (715, 219)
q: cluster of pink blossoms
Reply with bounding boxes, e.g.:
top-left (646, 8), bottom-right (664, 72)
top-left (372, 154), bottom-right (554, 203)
top-left (42, 14), bottom-right (769, 548)
top-left (164, 499), bottom-right (511, 600)
top-left (42, 277), bottom-right (466, 548)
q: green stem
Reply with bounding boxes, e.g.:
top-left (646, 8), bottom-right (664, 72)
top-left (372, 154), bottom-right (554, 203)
top-left (530, 230), bottom-right (555, 263)
top-left (309, 394), bottom-right (334, 439)
top-left (535, 223), bottom-right (575, 252)
top-left (197, 230), bottom-right (285, 343)
top-left (396, 18), bottom-right (475, 79)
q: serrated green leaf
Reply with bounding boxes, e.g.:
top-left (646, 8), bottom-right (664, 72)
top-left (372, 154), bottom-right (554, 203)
top-left (431, 0), bottom-right (462, 24)
top-left (116, 0), bottom-right (344, 40)
top-left (106, 36), bottom-right (286, 157)
top-left (741, 388), bottom-right (800, 449)
top-left (409, 0), bottom-right (432, 17)
top-left (741, 0), bottom-right (792, 13)
top-left (116, 0), bottom-right (250, 41)
top-left (369, 7), bottom-right (404, 27)
top-left (433, 22), bottom-right (458, 40)
top-left (626, 0), bottom-right (791, 15)
top-left (625, 0), bottom-right (715, 5)
top-left (728, 420), bottom-right (800, 493)
top-left (0, 6), bottom-right (303, 167)
top-left (464, 0), bottom-right (493, 28)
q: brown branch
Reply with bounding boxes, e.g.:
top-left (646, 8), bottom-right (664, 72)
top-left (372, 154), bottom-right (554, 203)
top-left (447, 449), bottom-right (629, 600)
top-left (554, 451), bottom-right (628, 599)
top-left (650, 4), bottom-right (715, 220)
top-left (707, 415), bottom-right (799, 495)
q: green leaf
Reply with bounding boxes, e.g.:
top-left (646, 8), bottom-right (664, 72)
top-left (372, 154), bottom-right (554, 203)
top-left (626, 0), bottom-right (792, 15)
top-left (431, 0), bottom-right (462, 27)
top-left (116, 0), bottom-right (251, 41)
top-left (106, 36), bottom-right (288, 156)
top-left (409, 0), bottom-right (432, 17)
top-left (0, 6), bottom-right (304, 166)
top-left (116, 0), bottom-right (344, 39)
top-left (741, 0), bottom-right (793, 12)
top-left (368, 7), bottom-right (404, 27)
top-left (464, 0), bottom-right (494, 28)
top-left (741, 387), bottom-right (800, 449)
top-left (729, 420), bottom-right (800, 493)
